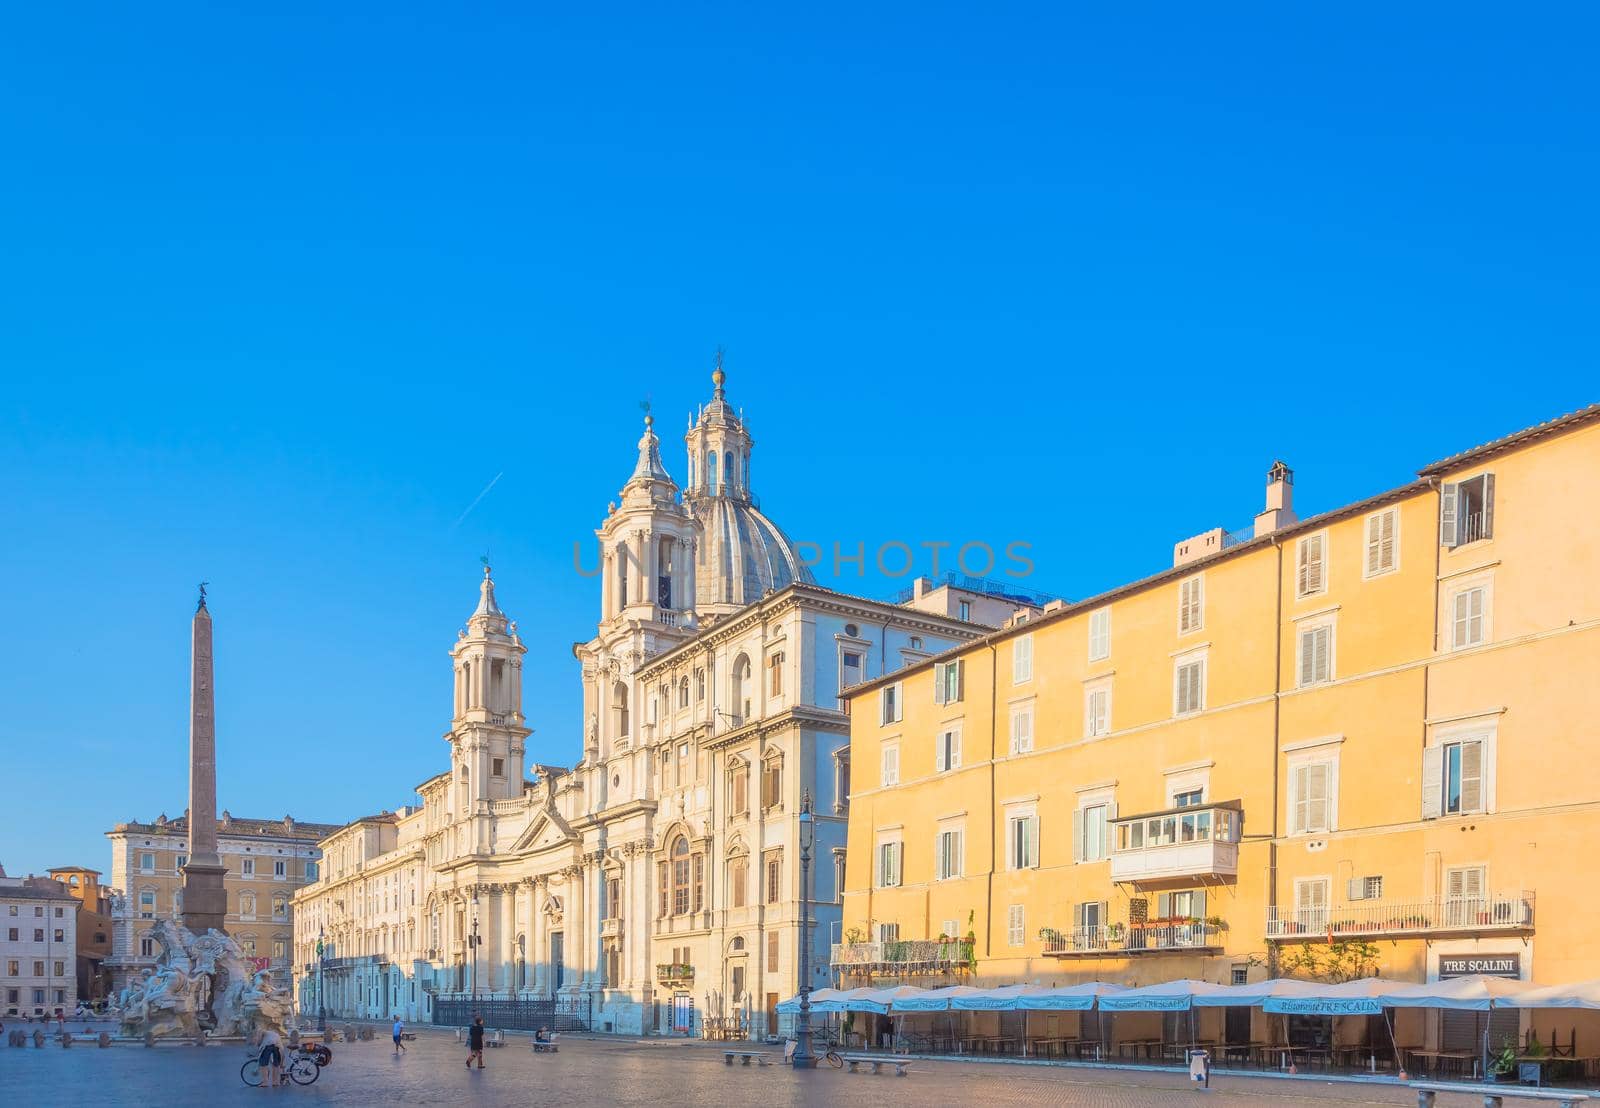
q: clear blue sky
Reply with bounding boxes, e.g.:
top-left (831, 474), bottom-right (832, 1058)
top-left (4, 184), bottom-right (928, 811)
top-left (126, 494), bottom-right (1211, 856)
top-left (2, 4), bottom-right (1595, 880)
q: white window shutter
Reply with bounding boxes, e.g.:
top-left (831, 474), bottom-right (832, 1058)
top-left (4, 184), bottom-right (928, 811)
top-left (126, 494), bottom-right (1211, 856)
top-left (1460, 740), bottom-right (1484, 813)
top-left (955, 658), bottom-right (965, 700)
top-left (1421, 745), bottom-right (1444, 820)
top-left (1029, 817), bottom-right (1040, 867)
top-left (933, 666), bottom-right (946, 706)
top-left (1072, 808), bottom-right (1085, 863)
top-left (1380, 510), bottom-right (1395, 570)
top-left (1346, 877), bottom-right (1365, 902)
top-left (1440, 482), bottom-right (1459, 547)
top-left (1072, 902), bottom-right (1085, 929)
top-left (1482, 474), bottom-right (1495, 539)
top-left (1366, 515), bottom-right (1381, 576)
top-left (1289, 764), bottom-right (1306, 834)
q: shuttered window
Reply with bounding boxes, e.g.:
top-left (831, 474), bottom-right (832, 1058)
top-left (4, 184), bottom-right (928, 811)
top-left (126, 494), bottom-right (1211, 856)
top-left (880, 684), bottom-right (902, 725)
top-left (1290, 760), bottom-right (1335, 834)
top-left (1174, 657), bottom-right (1205, 715)
top-left (1365, 509), bottom-right (1398, 576)
top-left (1156, 889), bottom-right (1207, 919)
top-left (1297, 623), bottom-right (1334, 687)
top-left (876, 842), bottom-right (902, 888)
top-left (1088, 608), bottom-right (1111, 661)
top-left (1443, 865), bottom-right (1487, 927)
top-left (1007, 812), bottom-right (1039, 870)
top-left (1440, 473), bottom-right (1495, 548)
top-left (1296, 533), bottom-right (1327, 598)
top-left (1009, 706), bottom-right (1033, 754)
top-left (936, 728), bottom-right (962, 772)
top-left (934, 660), bottom-right (965, 705)
top-left (1085, 686), bottom-right (1110, 737)
top-left (1421, 737), bottom-right (1489, 818)
top-left (879, 744), bottom-right (899, 787)
top-left (1012, 636), bottom-right (1033, 683)
top-left (1452, 587), bottom-right (1486, 648)
top-left (1007, 905), bottom-right (1025, 946)
top-left (1073, 803), bottom-right (1110, 863)
top-left (1178, 577), bottom-right (1204, 634)
top-left (1072, 900), bottom-right (1107, 935)
top-left (1294, 878), bottom-right (1329, 929)
top-left (935, 829), bottom-right (964, 881)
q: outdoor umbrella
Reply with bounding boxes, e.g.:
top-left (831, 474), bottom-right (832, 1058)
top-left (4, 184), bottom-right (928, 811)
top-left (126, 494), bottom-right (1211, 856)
top-left (1502, 979), bottom-right (1600, 1010)
top-left (1097, 979), bottom-right (1234, 1011)
top-left (1016, 982), bottom-right (1128, 1011)
top-left (890, 985), bottom-right (985, 1012)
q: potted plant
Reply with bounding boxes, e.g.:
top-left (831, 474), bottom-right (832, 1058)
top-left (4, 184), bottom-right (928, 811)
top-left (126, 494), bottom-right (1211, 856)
top-left (1490, 1043), bottom-right (1519, 1083)
top-left (1106, 922), bottom-right (1126, 948)
top-left (1038, 927), bottom-right (1064, 946)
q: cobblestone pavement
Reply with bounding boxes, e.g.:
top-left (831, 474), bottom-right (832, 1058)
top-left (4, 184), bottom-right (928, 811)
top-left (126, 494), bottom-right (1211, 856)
top-left (0, 1025), bottom-right (1535, 1107)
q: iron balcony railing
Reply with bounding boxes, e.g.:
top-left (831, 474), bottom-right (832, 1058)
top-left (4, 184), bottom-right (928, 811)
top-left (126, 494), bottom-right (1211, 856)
top-left (1043, 922), bottom-right (1223, 957)
top-left (831, 939), bottom-right (975, 972)
top-left (656, 963), bottom-right (695, 981)
top-left (1265, 894), bottom-right (1533, 939)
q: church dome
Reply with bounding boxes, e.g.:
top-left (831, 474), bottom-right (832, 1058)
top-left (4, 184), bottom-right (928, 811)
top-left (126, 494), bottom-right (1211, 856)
top-left (693, 495), bottom-right (814, 610)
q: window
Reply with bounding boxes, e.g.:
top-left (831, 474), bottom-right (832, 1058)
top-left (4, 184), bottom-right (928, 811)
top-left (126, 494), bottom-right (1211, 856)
top-left (1088, 607), bottom-right (1111, 661)
top-left (1074, 803), bottom-right (1109, 863)
top-left (1012, 635), bottom-right (1033, 683)
top-left (767, 930), bottom-right (780, 973)
top-left (32, 929), bottom-right (42, 943)
top-left (304, 861), bottom-right (318, 880)
top-left (695, 667), bottom-right (706, 701)
top-left (935, 828), bottom-right (964, 880)
top-left (880, 683), bottom-right (902, 725)
top-left (1297, 620), bottom-right (1334, 686)
top-left (761, 753), bottom-right (782, 809)
top-left (1441, 473), bottom-right (1495, 547)
top-left (934, 660), bottom-right (965, 705)
top-left (273, 860), bottom-right (286, 878)
top-left (959, 600), bottom-right (972, 621)
top-left (1289, 758), bottom-right (1337, 834)
top-left (272, 938), bottom-right (287, 960)
top-left (909, 637), bottom-right (922, 650)
top-left (33, 960), bottom-right (43, 975)
top-left (765, 852), bottom-right (782, 904)
top-left (1073, 900), bottom-right (1107, 938)
top-left (1296, 533), bottom-right (1327, 598)
top-left (1007, 905), bottom-right (1025, 947)
top-left (1424, 736), bottom-right (1490, 818)
top-left (1178, 576), bottom-right (1204, 634)
top-left (729, 759), bottom-right (750, 816)
top-left (936, 727), bottom-right (962, 772)
top-left (1009, 704), bottom-right (1033, 754)
top-left (876, 922), bottom-right (900, 943)
top-left (138, 891), bottom-right (155, 919)
top-left (1347, 875), bottom-right (1385, 901)
top-left (1157, 889), bottom-right (1208, 921)
top-left (1294, 878), bottom-right (1329, 929)
top-left (841, 652), bottom-right (862, 696)
top-left (876, 841), bottom-right (902, 888)
top-left (671, 838), bottom-right (692, 916)
top-left (52, 931), bottom-right (63, 944)
top-left (491, 758), bottom-right (504, 777)
top-left (880, 743), bottom-right (899, 787)
top-left (139, 853), bottom-right (155, 874)
top-left (5, 960), bottom-right (14, 975)
top-left (1365, 509), bottom-right (1398, 577)
top-left (677, 742), bottom-right (690, 787)
top-left (53, 960), bottom-right (64, 976)
top-left (139, 936), bottom-right (154, 958)
top-left (242, 937), bottom-right (257, 957)
top-left (240, 892), bottom-right (256, 917)
top-left (1174, 654), bottom-right (1206, 715)
top-left (768, 652), bottom-right (785, 696)
top-left (834, 852), bottom-right (847, 902)
top-left (272, 895), bottom-right (287, 917)
top-left (1084, 684), bottom-right (1110, 738)
top-left (730, 857), bottom-right (748, 908)
top-left (176, 854), bottom-right (187, 870)
top-left (1007, 811), bottom-right (1039, 870)
top-left (241, 858), bottom-right (255, 877)
top-left (1443, 865), bottom-right (1487, 925)
top-left (1451, 585), bottom-right (1487, 648)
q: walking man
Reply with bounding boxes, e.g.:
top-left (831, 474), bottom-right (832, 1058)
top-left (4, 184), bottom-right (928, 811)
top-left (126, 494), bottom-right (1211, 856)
top-left (392, 1014), bottom-right (406, 1055)
top-left (466, 1016), bottom-right (485, 1069)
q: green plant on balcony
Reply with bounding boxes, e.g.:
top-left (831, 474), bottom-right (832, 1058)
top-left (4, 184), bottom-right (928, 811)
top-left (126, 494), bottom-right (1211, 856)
top-left (1037, 927), bottom-right (1064, 945)
top-left (1204, 916), bottom-right (1228, 932)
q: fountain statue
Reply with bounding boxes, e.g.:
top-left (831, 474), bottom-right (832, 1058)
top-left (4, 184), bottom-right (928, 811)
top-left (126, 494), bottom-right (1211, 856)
top-left (117, 918), bottom-right (292, 1041)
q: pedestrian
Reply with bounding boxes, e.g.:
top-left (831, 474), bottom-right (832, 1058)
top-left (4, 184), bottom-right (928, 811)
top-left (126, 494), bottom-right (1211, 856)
top-left (258, 1027), bottom-right (284, 1090)
top-left (466, 1016), bottom-right (485, 1069)
top-left (392, 1014), bottom-right (406, 1054)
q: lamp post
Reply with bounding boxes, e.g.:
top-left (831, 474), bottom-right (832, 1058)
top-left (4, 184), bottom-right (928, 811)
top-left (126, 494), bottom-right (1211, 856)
top-left (316, 928), bottom-right (326, 1031)
top-left (469, 891), bottom-right (481, 999)
top-left (792, 789), bottom-right (817, 1069)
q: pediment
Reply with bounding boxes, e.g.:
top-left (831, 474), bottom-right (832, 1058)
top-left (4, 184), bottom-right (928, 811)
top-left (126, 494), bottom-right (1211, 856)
top-left (510, 808), bottom-right (577, 854)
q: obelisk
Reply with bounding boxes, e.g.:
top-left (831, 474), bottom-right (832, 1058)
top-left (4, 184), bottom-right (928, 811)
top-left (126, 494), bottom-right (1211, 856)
top-left (181, 584), bottom-right (228, 935)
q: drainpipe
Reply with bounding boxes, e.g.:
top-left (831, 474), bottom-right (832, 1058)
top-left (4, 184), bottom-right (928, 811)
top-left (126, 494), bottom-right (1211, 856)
top-left (1268, 538), bottom-right (1284, 978)
top-left (985, 642), bottom-right (998, 965)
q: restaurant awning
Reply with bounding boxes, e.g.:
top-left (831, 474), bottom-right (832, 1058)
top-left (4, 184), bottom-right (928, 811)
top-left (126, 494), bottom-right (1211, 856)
top-left (1016, 982), bottom-right (1129, 1011)
top-left (1097, 979), bottom-right (1236, 1011)
top-left (1378, 974), bottom-right (1528, 1010)
top-left (1506, 979), bottom-right (1600, 1010)
top-left (890, 985), bottom-right (988, 1012)
top-left (1261, 977), bottom-right (1411, 1015)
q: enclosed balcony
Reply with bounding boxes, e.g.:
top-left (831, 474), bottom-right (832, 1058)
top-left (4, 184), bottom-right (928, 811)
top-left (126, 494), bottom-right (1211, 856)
top-left (1266, 893), bottom-right (1534, 940)
top-left (600, 916), bottom-right (623, 940)
top-left (1109, 801), bottom-right (1242, 885)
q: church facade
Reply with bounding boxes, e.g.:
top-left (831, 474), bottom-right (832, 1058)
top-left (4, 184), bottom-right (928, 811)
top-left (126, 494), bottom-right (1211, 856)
top-left (292, 368), bottom-right (1020, 1035)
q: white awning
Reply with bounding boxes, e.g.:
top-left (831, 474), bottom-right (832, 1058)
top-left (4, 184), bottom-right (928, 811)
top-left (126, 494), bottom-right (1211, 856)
top-left (1378, 975), bottom-right (1527, 1010)
top-left (1098, 979), bottom-right (1236, 1012)
top-left (1262, 977), bottom-right (1412, 1015)
top-left (1501, 979), bottom-right (1600, 1010)
top-left (890, 985), bottom-right (987, 1012)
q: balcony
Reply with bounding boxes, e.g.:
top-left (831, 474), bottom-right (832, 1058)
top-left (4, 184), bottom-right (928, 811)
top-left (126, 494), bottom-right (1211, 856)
top-left (1109, 802), bottom-right (1242, 885)
top-left (1266, 894), bottom-right (1534, 941)
top-left (831, 939), bottom-right (974, 977)
top-left (601, 917), bottom-right (623, 940)
top-left (656, 962), bottom-right (694, 985)
top-left (1043, 922), bottom-right (1224, 958)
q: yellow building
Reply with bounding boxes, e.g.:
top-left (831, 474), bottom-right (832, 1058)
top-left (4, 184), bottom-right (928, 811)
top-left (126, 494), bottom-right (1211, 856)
top-left (839, 404), bottom-right (1600, 1056)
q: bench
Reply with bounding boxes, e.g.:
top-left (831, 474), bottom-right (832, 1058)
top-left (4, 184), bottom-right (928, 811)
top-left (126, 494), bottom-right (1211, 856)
top-left (532, 1035), bottom-right (560, 1053)
top-left (841, 1053), bottom-right (912, 1077)
top-left (1413, 1082), bottom-right (1590, 1108)
top-left (724, 1049), bottom-right (770, 1066)
top-left (486, 1030), bottom-right (506, 1048)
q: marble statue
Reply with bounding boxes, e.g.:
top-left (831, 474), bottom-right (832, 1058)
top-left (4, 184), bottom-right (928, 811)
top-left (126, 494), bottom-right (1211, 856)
top-left (116, 919), bottom-right (291, 1041)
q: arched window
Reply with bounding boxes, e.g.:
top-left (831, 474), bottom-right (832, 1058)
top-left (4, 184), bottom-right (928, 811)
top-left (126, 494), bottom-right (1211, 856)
top-left (657, 536), bottom-right (674, 609)
top-left (679, 677), bottom-right (690, 708)
top-left (731, 655), bottom-right (751, 723)
top-left (724, 450), bottom-right (735, 490)
top-left (671, 837), bottom-right (691, 916)
top-left (613, 680), bottom-right (630, 738)
top-left (728, 758), bottom-right (750, 818)
top-left (708, 451), bottom-right (719, 491)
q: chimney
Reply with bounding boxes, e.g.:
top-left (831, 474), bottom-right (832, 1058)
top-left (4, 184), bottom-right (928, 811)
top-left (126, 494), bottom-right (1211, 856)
top-left (1254, 460), bottom-right (1297, 537)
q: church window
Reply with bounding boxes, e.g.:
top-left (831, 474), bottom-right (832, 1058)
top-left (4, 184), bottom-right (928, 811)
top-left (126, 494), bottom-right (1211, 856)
top-left (658, 536), bottom-right (674, 609)
top-left (492, 758), bottom-right (504, 777)
top-left (768, 652), bottom-right (784, 696)
top-left (765, 851), bottom-right (782, 904)
top-left (731, 655), bottom-right (751, 723)
top-left (724, 450), bottom-right (735, 490)
top-left (613, 681), bottom-right (630, 738)
top-left (679, 678), bottom-right (690, 708)
top-left (729, 856), bottom-right (748, 908)
top-left (729, 759), bottom-right (750, 817)
top-left (676, 742), bottom-right (690, 786)
top-left (708, 451), bottom-right (719, 490)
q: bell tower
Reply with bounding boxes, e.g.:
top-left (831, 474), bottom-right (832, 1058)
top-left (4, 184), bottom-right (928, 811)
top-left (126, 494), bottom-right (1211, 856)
top-left (447, 565), bottom-right (530, 851)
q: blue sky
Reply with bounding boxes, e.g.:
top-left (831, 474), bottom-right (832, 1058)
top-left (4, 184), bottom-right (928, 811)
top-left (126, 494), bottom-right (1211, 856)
top-left (2, 4), bottom-right (1596, 880)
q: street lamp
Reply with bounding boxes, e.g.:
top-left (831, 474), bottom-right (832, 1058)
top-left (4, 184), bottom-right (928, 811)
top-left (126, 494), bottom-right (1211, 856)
top-left (316, 927), bottom-right (326, 1031)
top-left (469, 892), bottom-right (481, 999)
top-left (792, 789), bottom-right (817, 1069)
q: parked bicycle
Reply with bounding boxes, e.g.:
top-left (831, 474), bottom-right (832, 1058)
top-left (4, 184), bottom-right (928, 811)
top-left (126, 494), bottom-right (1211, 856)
top-left (241, 1045), bottom-right (323, 1087)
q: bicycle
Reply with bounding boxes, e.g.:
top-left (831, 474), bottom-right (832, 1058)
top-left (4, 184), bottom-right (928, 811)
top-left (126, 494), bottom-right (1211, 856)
top-left (241, 1045), bottom-right (322, 1087)
top-left (824, 1047), bottom-right (843, 1068)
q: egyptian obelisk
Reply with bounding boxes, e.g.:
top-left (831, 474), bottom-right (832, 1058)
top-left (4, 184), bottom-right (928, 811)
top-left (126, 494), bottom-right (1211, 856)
top-left (181, 584), bottom-right (229, 935)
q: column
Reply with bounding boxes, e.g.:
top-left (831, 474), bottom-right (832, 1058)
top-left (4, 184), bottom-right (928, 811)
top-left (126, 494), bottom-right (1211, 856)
top-left (569, 865), bottom-right (587, 988)
top-left (531, 880), bottom-right (545, 995)
top-left (502, 885), bottom-right (516, 992)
